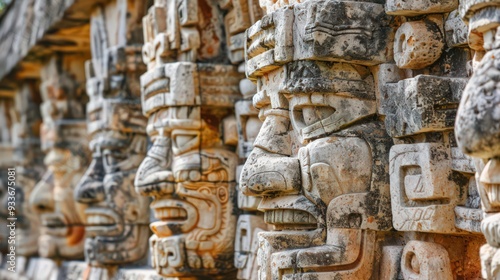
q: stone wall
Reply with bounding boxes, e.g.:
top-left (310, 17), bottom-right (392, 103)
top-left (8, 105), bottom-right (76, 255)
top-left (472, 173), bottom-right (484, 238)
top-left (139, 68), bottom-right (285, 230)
top-left (0, 0), bottom-right (497, 279)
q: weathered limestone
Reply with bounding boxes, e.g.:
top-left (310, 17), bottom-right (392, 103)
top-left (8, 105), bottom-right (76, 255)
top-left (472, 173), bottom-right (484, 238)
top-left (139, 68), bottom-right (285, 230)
top-left (141, 0), bottom-right (226, 67)
top-left (11, 83), bottom-right (44, 258)
top-left (29, 54), bottom-right (90, 260)
top-left (0, 83), bottom-right (46, 280)
top-left (457, 1), bottom-right (500, 279)
top-left (0, 96), bottom-right (15, 257)
top-left (0, 0), bottom-right (97, 81)
top-left (240, 1), bottom-right (397, 279)
top-left (238, 0), bottom-right (485, 279)
top-left (379, 1), bottom-right (484, 279)
top-left (74, 0), bottom-right (150, 270)
top-left (0, 0), bottom-right (494, 279)
top-left (222, 1), bottom-right (267, 278)
top-left (234, 98), bottom-right (267, 280)
top-left (136, 61), bottom-right (241, 278)
top-left (394, 20), bottom-right (445, 69)
top-left (136, 1), bottom-right (252, 277)
top-left (386, 0), bottom-right (458, 16)
top-left (234, 66), bottom-right (267, 280)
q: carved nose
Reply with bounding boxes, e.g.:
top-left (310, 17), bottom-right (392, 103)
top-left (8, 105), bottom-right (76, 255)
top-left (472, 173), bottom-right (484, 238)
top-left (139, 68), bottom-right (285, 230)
top-left (74, 157), bottom-right (105, 204)
top-left (135, 135), bottom-right (175, 196)
top-left (30, 171), bottom-right (55, 213)
top-left (239, 148), bottom-right (301, 196)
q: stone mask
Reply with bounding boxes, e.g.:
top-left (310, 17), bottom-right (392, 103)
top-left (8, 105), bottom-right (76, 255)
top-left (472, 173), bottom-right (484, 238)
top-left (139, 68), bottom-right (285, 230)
top-left (135, 63), bottom-right (241, 277)
top-left (75, 127), bottom-right (150, 265)
top-left (30, 55), bottom-right (90, 259)
top-left (239, 61), bottom-right (392, 279)
top-left (31, 144), bottom-right (88, 259)
top-left (239, 0), bottom-right (394, 276)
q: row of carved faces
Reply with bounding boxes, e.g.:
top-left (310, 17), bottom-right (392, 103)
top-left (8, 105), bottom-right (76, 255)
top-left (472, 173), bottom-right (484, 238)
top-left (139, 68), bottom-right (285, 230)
top-left (1, 105), bottom-right (242, 272)
top-left (2, 61), bottom-right (472, 277)
top-left (4, 1), bottom-right (494, 280)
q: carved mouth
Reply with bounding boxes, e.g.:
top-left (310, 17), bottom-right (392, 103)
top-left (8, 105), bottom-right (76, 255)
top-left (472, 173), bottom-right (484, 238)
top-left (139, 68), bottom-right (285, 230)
top-left (151, 199), bottom-right (189, 222)
top-left (41, 213), bottom-right (68, 236)
top-left (264, 209), bottom-right (317, 229)
top-left (154, 207), bottom-right (188, 221)
top-left (86, 214), bottom-right (115, 226)
top-left (306, 23), bottom-right (373, 37)
top-left (150, 198), bottom-right (198, 236)
top-left (84, 208), bottom-right (121, 235)
top-left (259, 196), bottom-right (320, 230)
top-left (485, 184), bottom-right (500, 207)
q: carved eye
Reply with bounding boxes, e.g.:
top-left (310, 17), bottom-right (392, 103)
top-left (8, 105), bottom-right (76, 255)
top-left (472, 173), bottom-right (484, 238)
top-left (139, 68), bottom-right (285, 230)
top-left (172, 130), bottom-right (200, 155)
top-left (397, 33), bottom-right (406, 54)
top-left (103, 149), bottom-right (127, 173)
top-left (217, 187), bottom-right (229, 203)
top-left (243, 116), bottom-right (262, 142)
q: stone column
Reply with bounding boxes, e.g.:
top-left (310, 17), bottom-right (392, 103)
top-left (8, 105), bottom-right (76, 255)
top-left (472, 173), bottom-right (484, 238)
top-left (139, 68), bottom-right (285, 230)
top-left (217, 0), bottom-right (269, 279)
top-left (73, 0), bottom-right (150, 275)
top-left (0, 82), bottom-right (45, 280)
top-left (456, 1), bottom-right (500, 279)
top-left (11, 83), bottom-right (44, 259)
top-left (380, 1), bottom-right (483, 279)
top-left (233, 78), bottom-right (268, 280)
top-left (29, 53), bottom-right (90, 261)
top-left (136, 0), bottom-right (243, 278)
top-left (0, 93), bottom-right (15, 264)
top-left (240, 0), bottom-right (397, 279)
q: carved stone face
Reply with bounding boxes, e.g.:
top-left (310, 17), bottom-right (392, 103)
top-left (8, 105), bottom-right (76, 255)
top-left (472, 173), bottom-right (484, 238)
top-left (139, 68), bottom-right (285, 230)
top-left (136, 107), bottom-right (238, 276)
top-left (84, 0), bottom-right (150, 265)
top-left (239, 60), bottom-right (392, 279)
top-left (135, 62), bottom-right (241, 277)
top-left (30, 146), bottom-right (87, 259)
top-left (455, 45), bottom-right (500, 278)
top-left (75, 132), bottom-right (150, 265)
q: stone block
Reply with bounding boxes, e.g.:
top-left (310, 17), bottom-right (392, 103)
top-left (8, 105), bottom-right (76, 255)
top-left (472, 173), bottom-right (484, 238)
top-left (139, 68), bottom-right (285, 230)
top-left (383, 75), bottom-right (466, 138)
top-left (401, 241), bottom-right (453, 279)
top-left (246, 0), bottom-right (394, 79)
top-left (390, 143), bottom-right (462, 233)
top-left (386, 0), bottom-right (458, 16)
top-left (394, 20), bottom-right (444, 69)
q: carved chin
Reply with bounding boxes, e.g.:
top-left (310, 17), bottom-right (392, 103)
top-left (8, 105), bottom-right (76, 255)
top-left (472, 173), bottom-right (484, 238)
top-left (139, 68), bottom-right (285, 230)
top-left (16, 230), bottom-right (39, 256)
top-left (38, 230), bottom-right (85, 259)
top-left (150, 235), bottom-right (234, 277)
top-left (481, 214), bottom-right (500, 247)
top-left (485, 184), bottom-right (500, 207)
top-left (85, 225), bottom-right (149, 265)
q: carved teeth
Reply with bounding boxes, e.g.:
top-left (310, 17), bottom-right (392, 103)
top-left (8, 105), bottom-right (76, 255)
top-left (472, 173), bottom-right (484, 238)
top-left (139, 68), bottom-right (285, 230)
top-left (154, 207), bottom-right (188, 221)
top-left (264, 209), bottom-right (317, 226)
top-left (86, 214), bottom-right (115, 225)
top-left (486, 184), bottom-right (500, 207)
top-left (483, 29), bottom-right (497, 50)
top-left (42, 215), bottom-right (66, 227)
